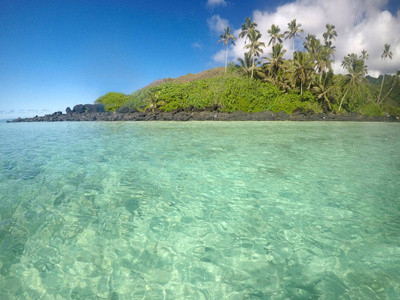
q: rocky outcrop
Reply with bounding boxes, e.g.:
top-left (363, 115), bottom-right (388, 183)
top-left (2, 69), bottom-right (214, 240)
top-left (9, 105), bottom-right (400, 123)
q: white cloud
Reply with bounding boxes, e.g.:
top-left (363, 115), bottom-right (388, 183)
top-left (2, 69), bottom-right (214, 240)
top-left (217, 0), bottom-right (400, 76)
top-left (191, 42), bottom-right (203, 49)
top-left (207, 0), bottom-right (227, 8)
top-left (207, 15), bottom-right (229, 34)
top-left (212, 49), bottom-right (227, 64)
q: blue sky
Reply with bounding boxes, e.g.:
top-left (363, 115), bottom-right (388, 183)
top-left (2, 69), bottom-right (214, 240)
top-left (1, 0), bottom-right (399, 119)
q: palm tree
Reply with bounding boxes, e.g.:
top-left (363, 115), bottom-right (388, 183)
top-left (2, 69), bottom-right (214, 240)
top-left (266, 43), bottom-right (287, 82)
top-left (315, 46), bottom-right (334, 83)
top-left (380, 70), bottom-right (400, 103)
top-left (218, 27), bottom-right (237, 73)
top-left (267, 24), bottom-right (284, 47)
top-left (239, 17), bottom-right (259, 44)
top-left (284, 19), bottom-right (304, 53)
top-left (244, 29), bottom-right (265, 78)
top-left (339, 53), bottom-right (368, 111)
top-left (312, 70), bottom-right (339, 111)
top-left (377, 43), bottom-right (393, 104)
top-left (292, 50), bottom-right (314, 95)
top-left (323, 24), bottom-right (337, 44)
top-left (360, 49), bottom-right (369, 60)
top-left (237, 52), bottom-right (257, 77)
top-left (303, 34), bottom-right (321, 57)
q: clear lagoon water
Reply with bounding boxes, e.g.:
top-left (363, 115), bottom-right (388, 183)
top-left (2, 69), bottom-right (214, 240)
top-left (0, 121), bottom-right (399, 299)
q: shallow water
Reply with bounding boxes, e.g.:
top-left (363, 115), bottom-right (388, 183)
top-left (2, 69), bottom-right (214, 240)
top-left (0, 121), bottom-right (399, 299)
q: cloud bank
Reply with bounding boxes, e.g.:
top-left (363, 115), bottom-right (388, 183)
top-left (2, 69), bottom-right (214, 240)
top-left (213, 0), bottom-right (400, 76)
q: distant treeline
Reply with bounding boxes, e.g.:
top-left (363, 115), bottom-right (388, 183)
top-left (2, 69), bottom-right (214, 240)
top-left (95, 18), bottom-right (400, 116)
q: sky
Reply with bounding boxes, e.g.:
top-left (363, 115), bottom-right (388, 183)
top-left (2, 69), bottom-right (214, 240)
top-left (1, 0), bottom-right (399, 119)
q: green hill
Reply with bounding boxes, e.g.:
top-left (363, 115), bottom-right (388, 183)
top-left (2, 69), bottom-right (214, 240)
top-left (94, 66), bottom-right (400, 117)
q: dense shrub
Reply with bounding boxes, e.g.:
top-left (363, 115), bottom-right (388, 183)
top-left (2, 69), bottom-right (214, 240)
top-left (268, 92), bottom-right (320, 114)
top-left (95, 92), bottom-right (132, 111)
top-left (359, 103), bottom-right (383, 116)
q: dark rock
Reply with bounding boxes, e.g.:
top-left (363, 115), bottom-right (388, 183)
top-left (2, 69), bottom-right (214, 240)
top-left (218, 111), bottom-right (247, 121)
top-left (306, 109), bottom-right (315, 115)
top-left (292, 107), bottom-right (304, 114)
top-left (184, 105), bottom-right (194, 112)
top-left (159, 113), bottom-right (174, 121)
top-left (276, 111), bottom-right (289, 120)
top-left (204, 104), bottom-right (219, 112)
top-left (85, 104), bottom-right (105, 113)
top-left (173, 112), bottom-right (192, 121)
top-left (170, 107), bottom-right (184, 114)
top-left (116, 106), bottom-right (130, 114)
top-left (73, 104), bottom-right (85, 113)
top-left (253, 111), bottom-right (276, 121)
top-left (129, 107), bottom-right (138, 113)
top-left (9, 105), bottom-right (400, 123)
top-left (192, 111), bottom-right (215, 120)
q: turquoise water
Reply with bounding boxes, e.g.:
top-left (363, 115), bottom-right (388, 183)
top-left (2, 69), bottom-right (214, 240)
top-left (0, 121), bottom-right (399, 299)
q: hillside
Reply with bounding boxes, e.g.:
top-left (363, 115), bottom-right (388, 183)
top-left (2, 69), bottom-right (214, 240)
top-left (143, 67), bottom-right (226, 88)
top-left (94, 66), bottom-right (400, 117)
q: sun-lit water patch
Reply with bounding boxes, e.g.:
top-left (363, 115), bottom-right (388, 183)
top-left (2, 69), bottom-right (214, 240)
top-left (0, 121), bottom-right (399, 299)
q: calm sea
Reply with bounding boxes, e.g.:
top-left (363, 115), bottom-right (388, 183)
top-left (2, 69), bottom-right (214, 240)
top-left (0, 121), bottom-right (399, 299)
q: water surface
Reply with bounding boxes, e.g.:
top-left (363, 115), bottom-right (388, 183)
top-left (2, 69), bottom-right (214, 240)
top-left (0, 121), bottom-right (399, 299)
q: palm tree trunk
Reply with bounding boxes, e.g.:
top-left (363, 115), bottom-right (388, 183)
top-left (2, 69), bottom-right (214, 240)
top-left (324, 94), bottom-right (332, 111)
top-left (300, 79), bottom-right (303, 95)
top-left (378, 74), bottom-right (386, 104)
top-left (251, 55), bottom-right (255, 78)
top-left (381, 84), bottom-right (396, 103)
top-left (292, 38), bottom-right (295, 54)
top-left (378, 62), bottom-right (387, 104)
top-left (339, 89), bottom-right (349, 111)
top-left (225, 46), bottom-right (228, 73)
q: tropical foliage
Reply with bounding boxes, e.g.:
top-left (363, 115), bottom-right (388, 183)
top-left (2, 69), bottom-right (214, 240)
top-left (95, 17), bottom-right (399, 117)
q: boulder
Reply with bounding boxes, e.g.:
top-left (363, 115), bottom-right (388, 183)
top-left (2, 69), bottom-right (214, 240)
top-left (129, 107), bottom-right (138, 113)
top-left (204, 104), bottom-right (219, 112)
top-left (170, 107), bottom-right (184, 114)
top-left (292, 107), bottom-right (304, 114)
top-left (72, 104), bottom-right (85, 113)
top-left (116, 106), bottom-right (130, 114)
top-left (276, 111), bottom-right (289, 120)
top-left (66, 107), bottom-right (72, 115)
top-left (184, 105), bottom-right (194, 112)
top-left (85, 103), bottom-right (105, 113)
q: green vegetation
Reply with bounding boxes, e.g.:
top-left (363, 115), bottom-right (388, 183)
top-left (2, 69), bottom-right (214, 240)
top-left (95, 17), bottom-right (399, 117)
top-left (95, 92), bottom-right (133, 111)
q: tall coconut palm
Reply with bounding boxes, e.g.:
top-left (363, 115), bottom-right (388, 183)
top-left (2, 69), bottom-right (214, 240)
top-left (312, 70), bottom-right (339, 111)
top-left (323, 24), bottom-right (337, 43)
top-left (303, 34), bottom-right (321, 57)
top-left (284, 19), bottom-right (304, 53)
top-left (380, 70), bottom-right (400, 103)
top-left (244, 29), bottom-right (265, 78)
top-left (378, 43), bottom-right (393, 104)
top-left (339, 53), bottom-right (368, 111)
top-left (237, 52), bottom-right (257, 77)
top-left (292, 50), bottom-right (314, 95)
top-left (218, 27), bottom-right (237, 73)
top-left (267, 24), bottom-right (284, 47)
top-left (266, 43), bottom-right (287, 82)
top-left (360, 49), bottom-right (369, 60)
top-left (239, 17), bottom-right (259, 44)
top-left (315, 46), bottom-right (335, 83)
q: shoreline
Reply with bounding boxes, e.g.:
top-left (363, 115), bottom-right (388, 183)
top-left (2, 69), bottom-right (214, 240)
top-left (9, 107), bottom-right (400, 123)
